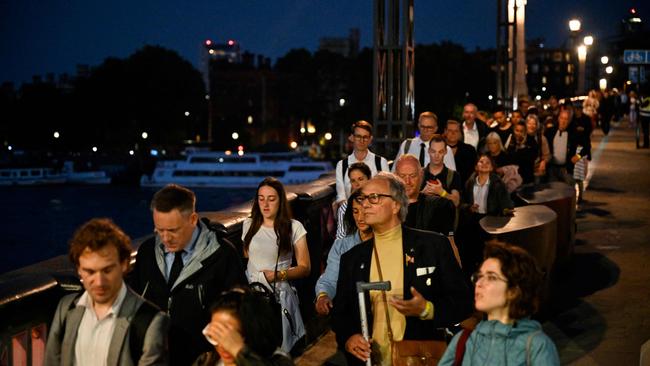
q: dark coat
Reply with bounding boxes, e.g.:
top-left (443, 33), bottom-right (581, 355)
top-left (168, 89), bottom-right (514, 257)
top-left (332, 226), bottom-right (473, 365)
top-left (544, 125), bottom-right (591, 171)
top-left (452, 142), bottom-right (478, 187)
top-left (461, 173), bottom-right (514, 216)
top-left (405, 193), bottom-right (455, 235)
top-left (127, 219), bottom-right (248, 366)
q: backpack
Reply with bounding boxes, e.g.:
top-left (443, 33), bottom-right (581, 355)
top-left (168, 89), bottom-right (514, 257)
top-left (58, 292), bottom-right (159, 363)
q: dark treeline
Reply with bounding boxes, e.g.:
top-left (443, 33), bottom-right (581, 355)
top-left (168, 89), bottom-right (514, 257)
top-left (0, 42), bottom-right (495, 158)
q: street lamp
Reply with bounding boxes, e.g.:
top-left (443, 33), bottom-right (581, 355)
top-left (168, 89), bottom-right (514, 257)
top-left (583, 35), bottom-right (594, 46)
top-left (605, 66), bottom-right (613, 74)
top-left (577, 45), bottom-right (587, 94)
top-left (601, 56), bottom-right (609, 64)
top-left (569, 19), bottom-right (581, 32)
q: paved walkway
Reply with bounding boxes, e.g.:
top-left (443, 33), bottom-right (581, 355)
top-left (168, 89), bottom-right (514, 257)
top-left (295, 122), bottom-right (650, 365)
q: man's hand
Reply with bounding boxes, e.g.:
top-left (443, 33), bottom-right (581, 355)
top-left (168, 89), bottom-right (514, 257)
top-left (315, 294), bottom-right (333, 315)
top-left (345, 334), bottom-right (372, 362)
top-left (388, 287), bottom-right (427, 317)
top-left (470, 203), bottom-right (479, 213)
top-left (421, 180), bottom-right (443, 196)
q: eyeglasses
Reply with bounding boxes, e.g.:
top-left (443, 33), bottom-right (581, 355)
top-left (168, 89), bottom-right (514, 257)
top-left (471, 272), bottom-right (508, 285)
top-left (353, 134), bottom-right (371, 141)
top-left (355, 193), bottom-right (393, 205)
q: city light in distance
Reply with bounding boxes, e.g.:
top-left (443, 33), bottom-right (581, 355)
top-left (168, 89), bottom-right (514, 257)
top-left (7, 145), bottom-right (12, 151)
top-left (92, 146), bottom-right (98, 152)
top-left (290, 141), bottom-right (298, 149)
top-left (237, 145), bottom-right (244, 151)
top-left (228, 40), bottom-right (235, 46)
top-left (583, 36), bottom-right (594, 46)
top-left (542, 87), bottom-right (547, 92)
top-left (307, 125), bottom-right (316, 134)
top-left (208, 49), bottom-right (215, 55)
top-left (232, 132), bottom-right (239, 140)
top-left (488, 95), bottom-right (493, 100)
top-left (150, 149), bottom-right (158, 156)
top-left (339, 98), bottom-right (346, 107)
top-left (577, 45), bottom-right (587, 60)
top-left (605, 66), bottom-right (613, 74)
top-left (599, 78), bottom-right (607, 90)
top-left (601, 56), bottom-right (609, 64)
top-left (536, 95), bottom-right (542, 101)
top-left (225, 150), bottom-right (232, 155)
top-left (247, 115), bottom-right (253, 124)
top-left (129, 150), bottom-right (134, 156)
top-left (184, 111), bottom-right (190, 117)
top-left (569, 19), bottom-right (581, 32)
top-left (141, 132), bottom-right (148, 139)
top-left (237, 150), bottom-right (244, 156)
top-left (53, 131), bottom-right (60, 139)
top-left (300, 127), bottom-right (306, 134)
top-left (205, 39), bottom-right (212, 46)
top-left (325, 132), bottom-right (333, 140)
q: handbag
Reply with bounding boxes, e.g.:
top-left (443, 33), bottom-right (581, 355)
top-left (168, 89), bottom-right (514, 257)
top-left (371, 243), bottom-right (447, 366)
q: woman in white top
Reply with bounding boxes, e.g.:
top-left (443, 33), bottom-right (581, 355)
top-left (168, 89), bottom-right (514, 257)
top-left (242, 177), bottom-right (310, 353)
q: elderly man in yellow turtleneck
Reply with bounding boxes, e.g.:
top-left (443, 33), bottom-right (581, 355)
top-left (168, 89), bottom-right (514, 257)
top-left (332, 172), bottom-right (473, 365)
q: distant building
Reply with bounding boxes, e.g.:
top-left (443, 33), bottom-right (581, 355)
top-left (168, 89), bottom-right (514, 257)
top-left (526, 39), bottom-right (575, 98)
top-left (319, 28), bottom-right (360, 58)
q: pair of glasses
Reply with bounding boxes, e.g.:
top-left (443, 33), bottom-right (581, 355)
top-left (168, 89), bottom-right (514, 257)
top-left (355, 193), bottom-right (393, 205)
top-left (471, 272), bottom-right (508, 285)
top-left (353, 134), bottom-right (371, 141)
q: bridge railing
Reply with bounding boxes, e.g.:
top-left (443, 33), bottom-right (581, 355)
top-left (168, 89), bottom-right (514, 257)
top-left (0, 174), bottom-right (576, 364)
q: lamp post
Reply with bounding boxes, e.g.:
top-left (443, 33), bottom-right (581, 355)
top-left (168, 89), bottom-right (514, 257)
top-left (568, 19), bottom-right (581, 95)
top-left (577, 44), bottom-right (587, 95)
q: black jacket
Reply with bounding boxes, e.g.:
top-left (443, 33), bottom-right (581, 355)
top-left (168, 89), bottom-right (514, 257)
top-left (452, 142), bottom-right (478, 187)
top-left (405, 193), bottom-right (455, 235)
top-left (544, 125), bottom-right (591, 171)
top-left (127, 219), bottom-right (248, 366)
top-left (461, 173), bottom-right (514, 216)
top-left (331, 226), bottom-right (473, 365)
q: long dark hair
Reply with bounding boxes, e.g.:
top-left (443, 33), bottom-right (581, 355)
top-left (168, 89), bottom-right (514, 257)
top-left (343, 190), bottom-right (363, 236)
top-left (210, 288), bottom-right (282, 357)
top-left (243, 177), bottom-right (293, 255)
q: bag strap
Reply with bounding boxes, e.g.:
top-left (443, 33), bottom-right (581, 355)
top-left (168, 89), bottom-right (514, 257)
top-left (453, 328), bottom-right (474, 366)
top-left (526, 330), bottom-right (541, 366)
top-left (129, 300), bottom-right (159, 363)
top-left (404, 139), bottom-right (413, 154)
top-left (372, 242), bottom-right (394, 343)
top-left (375, 155), bottom-right (382, 172)
top-left (341, 158), bottom-right (349, 183)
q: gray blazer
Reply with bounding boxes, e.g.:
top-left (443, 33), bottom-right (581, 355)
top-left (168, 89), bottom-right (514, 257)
top-left (44, 286), bottom-right (169, 366)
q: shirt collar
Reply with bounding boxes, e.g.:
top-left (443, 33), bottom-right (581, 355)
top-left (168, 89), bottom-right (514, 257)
top-left (77, 280), bottom-right (128, 317)
top-left (463, 121), bottom-right (477, 131)
top-left (474, 175), bottom-right (490, 187)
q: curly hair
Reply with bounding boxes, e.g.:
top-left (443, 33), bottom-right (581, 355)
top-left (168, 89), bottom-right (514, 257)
top-left (483, 240), bottom-right (543, 319)
top-left (68, 218), bottom-right (132, 267)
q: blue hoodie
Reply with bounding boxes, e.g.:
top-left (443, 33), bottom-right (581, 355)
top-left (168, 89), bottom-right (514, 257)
top-left (439, 318), bottom-right (560, 366)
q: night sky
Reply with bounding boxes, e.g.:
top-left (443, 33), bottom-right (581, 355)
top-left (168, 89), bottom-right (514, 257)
top-left (1, 0), bottom-right (647, 86)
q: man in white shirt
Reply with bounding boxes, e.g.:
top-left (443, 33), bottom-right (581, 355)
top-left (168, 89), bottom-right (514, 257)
top-left (45, 218), bottom-right (169, 366)
top-left (461, 103), bottom-right (488, 150)
top-left (393, 111), bottom-right (456, 171)
top-left (335, 120), bottom-right (390, 205)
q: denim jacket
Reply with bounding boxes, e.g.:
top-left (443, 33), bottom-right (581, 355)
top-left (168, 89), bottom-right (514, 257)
top-left (314, 232), bottom-right (362, 299)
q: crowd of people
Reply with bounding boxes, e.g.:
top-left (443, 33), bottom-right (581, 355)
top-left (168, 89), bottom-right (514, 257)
top-left (43, 100), bottom-right (593, 365)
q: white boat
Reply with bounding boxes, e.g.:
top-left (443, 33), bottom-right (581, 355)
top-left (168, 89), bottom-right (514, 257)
top-left (0, 162), bottom-right (111, 186)
top-left (140, 151), bottom-right (333, 187)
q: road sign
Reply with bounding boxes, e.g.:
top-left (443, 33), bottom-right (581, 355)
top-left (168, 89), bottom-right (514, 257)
top-left (624, 50), bottom-right (650, 64)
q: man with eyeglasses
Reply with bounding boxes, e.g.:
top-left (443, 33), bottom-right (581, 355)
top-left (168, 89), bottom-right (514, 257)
top-left (128, 184), bottom-right (247, 365)
top-left (332, 173), bottom-right (472, 365)
top-left (392, 111), bottom-right (456, 170)
top-left (335, 120), bottom-right (389, 208)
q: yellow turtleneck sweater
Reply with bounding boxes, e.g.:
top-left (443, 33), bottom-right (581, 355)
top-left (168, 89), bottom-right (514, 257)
top-left (370, 224), bottom-right (405, 365)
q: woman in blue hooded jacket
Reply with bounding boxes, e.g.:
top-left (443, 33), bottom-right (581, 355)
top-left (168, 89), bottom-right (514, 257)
top-left (439, 241), bottom-right (560, 365)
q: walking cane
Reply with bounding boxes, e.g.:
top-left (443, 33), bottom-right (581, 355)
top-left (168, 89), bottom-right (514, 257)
top-left (356, 281), bottom-right (391, 366)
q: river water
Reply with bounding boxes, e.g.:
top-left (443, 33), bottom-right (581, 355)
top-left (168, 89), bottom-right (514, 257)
top-left (0, 185), bottom-right (255, 274)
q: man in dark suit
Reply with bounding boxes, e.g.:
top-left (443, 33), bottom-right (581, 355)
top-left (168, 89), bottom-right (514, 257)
top-left (445, 119), bottom-right (478, 187)
top-left (544, 109), bottom-right (590, 185)
top-left (45, 218), bottom-right (169, 366)
top-left (332, 173), bottom-right (473, 365)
